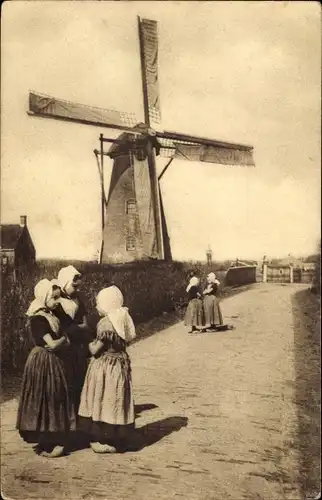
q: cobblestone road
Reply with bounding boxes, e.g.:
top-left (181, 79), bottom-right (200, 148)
top-left (1, 283), bottom-right (306, 500)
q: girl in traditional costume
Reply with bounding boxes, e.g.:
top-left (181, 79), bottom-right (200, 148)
top-left (78, 286), bottom-right (136, 453)
top-left (184, 275), bottom-right (204, 333)
top-left (16, 279), bottom-right (76, 458)
top-left (55, 265), bottom-right (90, 413)
top-left (202, 272), bottom-right (223, 330)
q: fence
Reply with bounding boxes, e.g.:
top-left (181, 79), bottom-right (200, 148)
top-left (263, 264), bottom-right (316, 284)
top-left (266, 265), bottom-right (291, 283)
top-left (299, 269), bottom-right (315, 284)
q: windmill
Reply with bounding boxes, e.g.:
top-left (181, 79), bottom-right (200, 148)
top-left (27, 17), bottom-right (255, 263)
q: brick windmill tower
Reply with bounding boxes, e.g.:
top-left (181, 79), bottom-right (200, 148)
top-left (28, 17), bottom-right (255, 263)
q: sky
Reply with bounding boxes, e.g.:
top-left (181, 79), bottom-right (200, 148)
top-left (1, 1), bottom-right (321, 262)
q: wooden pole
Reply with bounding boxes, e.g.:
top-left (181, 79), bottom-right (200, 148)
top-left (147, 141), bottom-right (164, 259)
top-left (158, 158), bottom-right (173, 181)
top-left (99, 134), bottom-right (105, 263)
top-left (94, 149), bottom-right (108, 207)
top-left (100, 134), bottom-right (105, 231)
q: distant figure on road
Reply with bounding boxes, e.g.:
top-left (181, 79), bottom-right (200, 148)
top-left (184, 275), bottom-right (204, 334)
top-left (16, 279), bottom-right (76, 458)
top-left (78, 286), bottom-right (136, 453)
top-left (202, 272), bottom-right (224, 331)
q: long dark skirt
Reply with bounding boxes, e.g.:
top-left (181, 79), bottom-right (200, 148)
top-left (16, 346), bottom-right (76, 444)
top-left (184, 298), bottom-right (204, 328)
top-left (63, 343), bottom-right (89, 414)
top-left (203, 294), bottom-right (223, 328)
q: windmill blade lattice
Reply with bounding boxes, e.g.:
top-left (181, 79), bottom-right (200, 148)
top-left (138, 18), bottom-right (161, 125)
top-left (157, 135), bottom-right (255, 166)
top-left (29, 91), bottom-right (138, 129)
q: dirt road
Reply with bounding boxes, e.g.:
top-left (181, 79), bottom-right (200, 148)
top-left (1, 283), bottom-right (318, 500)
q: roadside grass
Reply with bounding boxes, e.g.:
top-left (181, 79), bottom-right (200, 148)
top-left (292, 287), bottom-right (321, 498)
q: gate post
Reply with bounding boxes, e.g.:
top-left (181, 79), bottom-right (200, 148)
top-left (290, 264), bottom-right (294, 283)
top-left (263, 262), bottom-right (268, 283)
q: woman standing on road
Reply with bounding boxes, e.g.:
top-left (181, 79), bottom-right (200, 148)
top-left (184, 275), bottom-right (204, 334)
top-left (16, 279), bottom-right (76, 458)
top-left (78, 286), bottom-right (136, 453)
top-left (55, 265), bottom-right (91, 414)
top-left (202, 272), bottom-right (224, 330)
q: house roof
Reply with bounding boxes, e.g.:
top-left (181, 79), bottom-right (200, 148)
top-left (267, 264), bottom-right (291, 269)
top-left (236, 260), bottom-right (258, 266)
top-left (302, 263), bottom-right (315, 270)
top-left (0, 225), bottom-right (23, 250)
top-left (274, 257), bottom-right (305, 267)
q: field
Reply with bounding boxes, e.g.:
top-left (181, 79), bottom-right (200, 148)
top-left (1, 259), bottom-right (230, 375)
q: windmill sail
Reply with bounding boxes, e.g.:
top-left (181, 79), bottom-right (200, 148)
top-left (138, 18), bottom-right (161, 125)
top-left (157, 131), bottom-right (255, 166)
top-left (28, 92), bottom-right (137, 129)
top-left (138, 17), bottom-right (164, 258)
top-left (173, 143), bottom-right (254, 166)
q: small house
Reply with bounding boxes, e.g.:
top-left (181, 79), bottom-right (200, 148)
top-left (0, 216), bottom-right (36, 271)
top-left (262, 257), bottom-right (316, 284)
